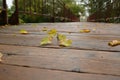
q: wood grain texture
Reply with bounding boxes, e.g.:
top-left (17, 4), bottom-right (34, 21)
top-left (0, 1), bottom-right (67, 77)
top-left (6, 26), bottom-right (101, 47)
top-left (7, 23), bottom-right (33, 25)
top-left (0, 64), bottom-right (120, 80)
top-left (0, 33), bottom-right (119, 52)
top-left (0, 22), bottom-right (120, 79)
top-left (0, 44), bottom-right (120, 76)
top-left (0, 22), bottom-right (120, 35)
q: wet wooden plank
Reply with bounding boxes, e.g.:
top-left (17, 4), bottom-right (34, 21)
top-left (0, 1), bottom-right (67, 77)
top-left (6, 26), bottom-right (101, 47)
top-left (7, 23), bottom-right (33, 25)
top-left (0, 64), bottom-right (120, 80)
top-left (0, 33), bottom-right (119, 52)
top-left (0, 44), bottom-right (120, 76)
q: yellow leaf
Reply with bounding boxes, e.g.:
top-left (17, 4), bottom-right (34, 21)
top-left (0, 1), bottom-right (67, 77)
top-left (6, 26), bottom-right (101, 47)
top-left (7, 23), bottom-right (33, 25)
top-left (80, 29), bottom-right (91, 33)
top-left (59, 39), bottom-right (72, 47)
top-left (57, 34), bottom-right (66, 40)
top-left (20, 29), bottom-right (28, 34)
top-left (40, 36), bottom-right (53, 45)
top-left (0, 52), bottom-right (3, 62)
top-left (48, 29), bottom-right (57, 37)
top-left (57, 34), bottom-right (72, 47)
top-left (108, 40), bottom-right (120, 47)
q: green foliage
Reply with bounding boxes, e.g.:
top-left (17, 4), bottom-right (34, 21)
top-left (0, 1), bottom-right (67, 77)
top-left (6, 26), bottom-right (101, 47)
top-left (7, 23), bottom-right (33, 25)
top-left (0, 0), bottom-right (2, 7)
top-left (19, 18), bottom-right (24, 24)
top-left (9, 0), bottom-right (86, 22)
top-left (63, 0), bottom-right (85, 16)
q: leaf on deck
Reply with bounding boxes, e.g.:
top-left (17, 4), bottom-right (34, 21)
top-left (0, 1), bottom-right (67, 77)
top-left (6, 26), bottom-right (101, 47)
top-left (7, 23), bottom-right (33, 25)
top-left (108, 40), bottom-right (120, 47)
top-left (57, 34), bottom-right (72, 47)
top-left (80, 29), bottom-right (91, 33)
top-left (40, 36), bottom-right (53, 45)
top-left (59, 39), bottom-right (72, 47)
top-left (48, 29), bottom-right (57, 37)
top-left (57, 34), bottom-right (66, 40)
top-left (19, 29), bottom-right (29, 34)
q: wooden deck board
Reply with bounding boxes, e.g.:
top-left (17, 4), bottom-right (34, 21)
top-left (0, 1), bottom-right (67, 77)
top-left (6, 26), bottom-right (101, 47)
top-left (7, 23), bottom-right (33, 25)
top-left (0, 64), bottom-right (120, 80)
top-left (0, 22), bottom-right (120, 79)
top-left (0, 22), bottom-right (120, 35)
top-left (0, 44), bottom-right (120, 76)
top-left (0, 33), bottom-right (119, 52)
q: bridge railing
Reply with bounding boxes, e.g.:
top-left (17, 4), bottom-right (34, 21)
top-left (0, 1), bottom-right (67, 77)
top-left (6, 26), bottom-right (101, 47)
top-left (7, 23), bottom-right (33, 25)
top-left (0, 0), bottom-right (79, 25)
top-left (0, 0), bottom-right (7, 25)
top-left (88, 0), bottom-right (120, 23)
top-left (9, 0), bottom-right (79, 25)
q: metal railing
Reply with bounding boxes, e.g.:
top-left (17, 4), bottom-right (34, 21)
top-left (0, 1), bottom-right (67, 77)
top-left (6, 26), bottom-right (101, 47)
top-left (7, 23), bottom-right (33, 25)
top-left (87, 0), bottom-right (120, 23)
top-left (17, 0), bottom-right (79, 22)
top-left (0, 0), bottom-right (79, 25)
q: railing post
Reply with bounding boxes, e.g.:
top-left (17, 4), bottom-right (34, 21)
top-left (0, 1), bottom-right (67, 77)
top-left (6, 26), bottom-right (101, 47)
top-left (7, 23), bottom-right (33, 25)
top-left (15, 0), bottom-right (19, 24)
top-left (9, 0), bottom-right (19, 25)
top-left (51, 0), bottom-right (55, 22)
top-left (1, 0), bottom-right (8, 25)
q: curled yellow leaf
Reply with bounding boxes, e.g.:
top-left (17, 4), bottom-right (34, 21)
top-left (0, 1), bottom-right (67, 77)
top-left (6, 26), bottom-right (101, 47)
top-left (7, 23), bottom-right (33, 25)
top-left (80, 29), bottom-right (91, 33)
top-left (20, 29), bottom-right (28, 34)
top-left (108, 40), bottom-right (120, 47)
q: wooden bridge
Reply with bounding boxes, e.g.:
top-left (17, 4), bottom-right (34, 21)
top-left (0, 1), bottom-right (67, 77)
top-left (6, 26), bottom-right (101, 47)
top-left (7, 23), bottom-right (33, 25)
top-left (0, 0), bottom-right (120, 80)
top-left (0, 22), bottom-right (120, 80)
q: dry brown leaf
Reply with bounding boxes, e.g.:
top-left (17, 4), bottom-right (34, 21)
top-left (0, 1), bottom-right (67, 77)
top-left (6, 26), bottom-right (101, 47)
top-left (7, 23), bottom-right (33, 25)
top-left (108, 40), bottom-right (120, 47)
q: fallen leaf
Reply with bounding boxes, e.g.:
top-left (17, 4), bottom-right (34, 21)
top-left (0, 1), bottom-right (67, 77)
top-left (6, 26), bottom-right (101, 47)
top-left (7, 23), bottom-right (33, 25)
top-left (0, 52), bottom-right (3, 62)
top-left (57, 34), bottom-right (72, 47)
top-left (59, 39), bottom-right (72, 47)
top-left (20, 29), bottom-right (28, 34)
top-left (40, 36), bottom-right (53, 45)
top-left (80, 29), bottom-right (91, 33)
top-left (108, 40), bottom-right (120, 47)
top-left (57, 34), bottom-right (66, 40)
top-left (48, 29), bottom-right (57, 37)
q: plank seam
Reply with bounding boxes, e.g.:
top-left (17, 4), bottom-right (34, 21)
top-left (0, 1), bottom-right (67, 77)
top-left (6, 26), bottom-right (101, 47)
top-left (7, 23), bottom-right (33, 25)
top-left (0, 63), bottom-right (120, 77)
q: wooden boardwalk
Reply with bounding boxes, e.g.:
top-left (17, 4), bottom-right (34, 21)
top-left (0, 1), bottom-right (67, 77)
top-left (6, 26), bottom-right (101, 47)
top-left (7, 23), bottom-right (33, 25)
top-left (0, 22), bottom-right (120, 80)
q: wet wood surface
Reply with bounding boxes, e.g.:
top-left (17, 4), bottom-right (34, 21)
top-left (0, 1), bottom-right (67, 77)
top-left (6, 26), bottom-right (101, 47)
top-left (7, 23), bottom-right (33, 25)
top-left (0, 22), bottom-right (120, 80)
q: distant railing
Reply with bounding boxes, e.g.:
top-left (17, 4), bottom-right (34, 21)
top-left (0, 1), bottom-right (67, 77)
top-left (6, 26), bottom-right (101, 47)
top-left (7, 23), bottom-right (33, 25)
top-left (9, 0), bottom-right (79, 25)
top-left (0, 0), bottom-right (79, 25)
top-left (88, 0), bottom-right (120, 23)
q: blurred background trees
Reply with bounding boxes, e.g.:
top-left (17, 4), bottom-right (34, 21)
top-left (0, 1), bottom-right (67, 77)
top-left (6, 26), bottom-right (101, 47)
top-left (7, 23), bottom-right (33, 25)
top-left (8, 0), bottom-right (85, 23)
